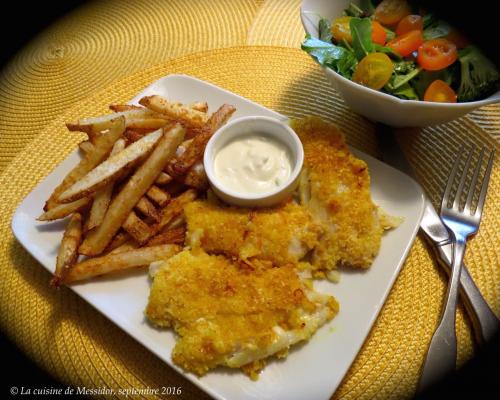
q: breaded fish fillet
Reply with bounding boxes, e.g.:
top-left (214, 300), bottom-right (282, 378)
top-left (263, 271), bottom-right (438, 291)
top-left (184, 200), bottom-right (322, 266)
top-left (291, 117), bottom-right (392, 272)
top-left (145, 249), bottom-right (338, 378)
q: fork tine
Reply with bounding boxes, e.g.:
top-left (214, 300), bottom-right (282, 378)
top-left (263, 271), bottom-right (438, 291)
top-left (441, 146), bottom-right (464, 211)
top-left (474, 148), bottom-right (495, 218)
top-left (464, 147), bottom-right (485, 214)
top-left (453, 146), bottom-right (474, 210)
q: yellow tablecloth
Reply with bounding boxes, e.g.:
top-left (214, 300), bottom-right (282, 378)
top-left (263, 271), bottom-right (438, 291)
top-left (0, 1), bottom-right (498, 399)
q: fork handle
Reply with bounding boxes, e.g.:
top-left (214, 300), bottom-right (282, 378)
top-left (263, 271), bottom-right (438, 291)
top-left (418, 237), bottom-right (466, 393)
top-left (434, 242), bottom-right (500, 344)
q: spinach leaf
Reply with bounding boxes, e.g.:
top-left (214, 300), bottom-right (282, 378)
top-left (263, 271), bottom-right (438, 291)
top-left (318, 18), bottom-right (333, 42)
top-left (386, 82), bottom-right (419, 100)
top-left (386, 66), bottom-right (421, 91)
top-left (373, 44), bottom-right (402, 60)
top-left (423, 19), bottom-right (451, 40)
top-left (422, 13), bottom-right (437, 29)
top-left (301, 35), bottom-right (358, 78)
top-left (349, 17), bottom-right (374, 61)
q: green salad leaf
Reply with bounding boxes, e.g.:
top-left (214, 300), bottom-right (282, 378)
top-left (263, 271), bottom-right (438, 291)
top-left (373, 44), bottom-right (402, 60)
top-left (302, 35), bottom-right (358, 78)
top-left (457, 46), bottom-right (500, 102)
top-left (349, 17), bottom-right (374, 61)
top-left (393, 60), bottom-right (416, 74)
top-left (422, 13), bottom-right (438, 29)
top-left (385, 60), bottom-right (421, 99)
top-left (386, 67), bottom-right (421, 91)
top-left (386, 82), bottom-right (419, 100)
top-left (411, 69), bottom-right (454, 99)
top-left (318, 18), bottom-right (332, 42)
top-left (423, 19), bottom-right (451, 40)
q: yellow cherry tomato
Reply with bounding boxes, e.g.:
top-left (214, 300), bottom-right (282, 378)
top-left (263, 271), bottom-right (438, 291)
top-left (352, 53), bottom-right (394, 90)
top-left (331, 16), bottom-right (353, 44)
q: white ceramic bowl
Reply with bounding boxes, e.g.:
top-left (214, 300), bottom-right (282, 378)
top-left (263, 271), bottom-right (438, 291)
top-left (300, 0), bottom-right (500, 127)
top-left (204, 116), bottom-right (304, 207)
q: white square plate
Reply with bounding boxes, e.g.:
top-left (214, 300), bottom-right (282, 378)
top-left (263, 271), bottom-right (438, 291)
top-left (12, 75), bottom-right (425, 400)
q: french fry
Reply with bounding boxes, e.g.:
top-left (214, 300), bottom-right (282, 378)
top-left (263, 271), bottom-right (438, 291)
top-left (104, 231), bottom-right (131, 253)
top-left (124, 129), bottom-right (146, 143)
top-left (155, 171), bottom-right (173, 185)
top-left (163, 215), bottom-right (185, 230)
top-left (45, 116), bottom-right (125, 211)
top-left (78, 140), bottom-right (95, 155)
top-left (122, 211), bottom-right (153, 244)
top-left (38, 197), bottom-right (91, 221)
top-left (126, 118), bottom-right (170, 130)
top-left (58, 129), bottom-right (163, 203)
top-left (150, 188), bottom-right (197, 236)
top-left (161, 180), bottom-right (188, 196)
top-left (183, 161), bottom-right (208, 189)
top-left (79, 124), bottom-right (185, 256)
top-left (66, 108), bottom-right (163, 134)
top-left (109, 104), bottom-right (143, 112)
top-left (147, 227), bottom-right (186, 246)
top-left (135, 197), bottom-right (160, 222)
top-left (108, 241), bottom-right (139, 254)
top-left (86, 139), bottom-right (126, 230)
top-left (190, 102), bottom-right (208, 113)
top-left (63, 244), bottom-right (181, 283)
top-left (146, 185), bottom-right (171, 207)
top-left (50, 213), bottom-right (83, 287)
top-left (139, 95), bottom-right (208, 128)
top-left (167, 104), bottom-right (235, 176)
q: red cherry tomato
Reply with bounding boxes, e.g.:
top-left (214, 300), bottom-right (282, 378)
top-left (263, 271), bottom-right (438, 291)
top-left (417, 38), bottom-right (458, 71)
top-left (387, 30), bottom-right (424, 57)
top-left (424, 80), bottom-right (457, 102)
top-left (371, 21), bottom-right (387, 45)
top-left (374, 0), bottom-right (411, 26)
top-left (396, 15), bottom-right (423, 36)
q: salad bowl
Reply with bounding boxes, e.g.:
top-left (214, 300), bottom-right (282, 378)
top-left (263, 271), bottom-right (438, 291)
top-left (300, 0), bottom-right (500, 127)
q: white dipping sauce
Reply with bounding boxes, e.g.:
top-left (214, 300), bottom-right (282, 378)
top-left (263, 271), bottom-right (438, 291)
top-left (214, 134), bottom-right (293, 195)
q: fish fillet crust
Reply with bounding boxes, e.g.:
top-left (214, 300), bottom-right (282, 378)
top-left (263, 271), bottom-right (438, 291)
top-left (291, 116), bottom-right (385, 272)
top-left (185, 200), bottom-right (322, 266)
top-left (145, 249), bottom-right (338, 378)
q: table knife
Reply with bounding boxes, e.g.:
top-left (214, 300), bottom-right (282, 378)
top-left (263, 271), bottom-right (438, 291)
top-left (376, 123), bottom-right (499, 346)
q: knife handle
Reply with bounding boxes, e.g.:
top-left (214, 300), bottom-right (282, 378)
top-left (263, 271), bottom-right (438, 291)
top-left (433, 241), bottom-right (499, 344)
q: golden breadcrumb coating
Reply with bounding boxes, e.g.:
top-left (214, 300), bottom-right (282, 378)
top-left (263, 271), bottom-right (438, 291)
top-left (145, 250), bottom-right (338, 377)
top-left (291, 116), bottom-right (385, 271)
top-left (184, 200), bottom-right (249, 255)
top-left (185, 200), bottom-right (322, 266)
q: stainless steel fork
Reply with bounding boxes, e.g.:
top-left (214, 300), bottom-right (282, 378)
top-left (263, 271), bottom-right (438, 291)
top-left (418, 146), bottom-right (495, 392)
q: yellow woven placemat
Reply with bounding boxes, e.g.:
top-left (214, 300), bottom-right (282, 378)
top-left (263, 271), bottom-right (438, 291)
top-left (1, 0), bottom-right (498, 177)
top-left (0, 46), bottom-right (498, 399)
top-left (0, 0), bottom-right (265, 174)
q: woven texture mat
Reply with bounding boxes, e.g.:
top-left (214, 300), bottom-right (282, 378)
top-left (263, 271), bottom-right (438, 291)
top-left (0, 0), bottom-right (499, 398)
top-left (0, 46), bottom-right (499, 399)
top-left (1, 0), bottom-right (499, 176)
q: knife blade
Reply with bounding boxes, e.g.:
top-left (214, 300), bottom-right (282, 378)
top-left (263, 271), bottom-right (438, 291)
top-left (376, 123), bottom-right (499, 345)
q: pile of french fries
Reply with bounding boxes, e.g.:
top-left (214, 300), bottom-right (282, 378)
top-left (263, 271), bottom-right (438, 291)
top-left (39, 95), bottom-right (236, 286)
